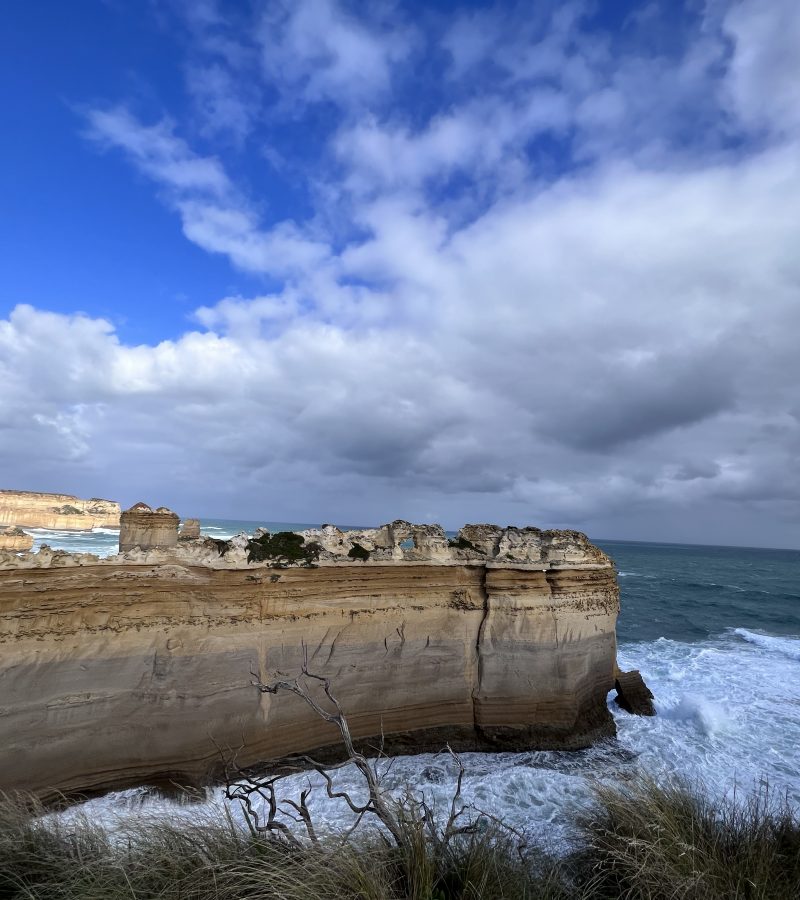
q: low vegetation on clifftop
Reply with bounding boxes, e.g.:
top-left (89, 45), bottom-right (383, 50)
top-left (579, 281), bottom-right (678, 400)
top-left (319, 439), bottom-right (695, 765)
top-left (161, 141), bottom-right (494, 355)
top-left (1, 777), bottom-right (798, 899)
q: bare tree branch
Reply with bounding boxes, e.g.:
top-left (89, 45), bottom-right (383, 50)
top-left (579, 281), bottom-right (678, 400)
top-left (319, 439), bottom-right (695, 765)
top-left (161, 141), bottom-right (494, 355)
top-left (222, 642), bottom-right (528, 858)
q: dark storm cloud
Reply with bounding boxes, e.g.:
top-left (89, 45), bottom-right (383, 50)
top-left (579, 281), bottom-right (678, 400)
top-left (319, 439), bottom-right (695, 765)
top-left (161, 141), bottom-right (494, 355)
top-left (544, 353), bottom-right (736, 452)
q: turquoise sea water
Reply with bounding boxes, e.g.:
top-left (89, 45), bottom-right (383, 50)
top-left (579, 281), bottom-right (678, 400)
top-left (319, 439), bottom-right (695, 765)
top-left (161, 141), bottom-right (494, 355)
top-left (33, 522), bottom-right (800, 841)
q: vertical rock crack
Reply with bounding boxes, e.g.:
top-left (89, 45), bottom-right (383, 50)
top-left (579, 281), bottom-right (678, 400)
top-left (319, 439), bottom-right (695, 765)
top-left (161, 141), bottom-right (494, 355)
top-left (471, 564), bottom-right (490, 740)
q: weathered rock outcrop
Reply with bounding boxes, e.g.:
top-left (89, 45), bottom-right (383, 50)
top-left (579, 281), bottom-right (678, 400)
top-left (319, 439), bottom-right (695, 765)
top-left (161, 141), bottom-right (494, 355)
top-left (0, 490), bottom-right (120, 530)
top-left (178, 518), bottom-right (201, 541)
top-left (0, 522), bottom-right (622, 799)
top-left (614, 669), bottom-right (656, 716)
top-left (0, 526), bottom-right (33, 552)
top-left (119, 503), bottom-right (180, 552)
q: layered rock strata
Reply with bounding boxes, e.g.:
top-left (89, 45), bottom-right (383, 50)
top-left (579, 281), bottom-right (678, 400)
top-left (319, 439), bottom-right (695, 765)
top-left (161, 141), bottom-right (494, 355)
top-left (119, 503), bottom-right (180, 552)
top-left (0, 490), bottom-right (120, 530)
top-left (0, 526), bottom-right (33, 552)
top-left (178, 518), bottom-right (201, 541)
top-left (0, 522), bottom-right (621, 800)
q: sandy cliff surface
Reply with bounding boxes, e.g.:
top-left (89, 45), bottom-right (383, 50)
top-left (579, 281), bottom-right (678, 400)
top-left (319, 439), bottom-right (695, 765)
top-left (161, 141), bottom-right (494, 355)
top-left (0, 489), bottom-right (120, 530)
top-left (0, 523), bottom-right (619, 799)
top-left (0, 526), bottom-right (33, 551)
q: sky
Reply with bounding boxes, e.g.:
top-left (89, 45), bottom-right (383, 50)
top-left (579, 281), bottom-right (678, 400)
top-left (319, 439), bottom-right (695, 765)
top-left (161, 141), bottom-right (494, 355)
top-left (1, 0), bottom-right (799, 548)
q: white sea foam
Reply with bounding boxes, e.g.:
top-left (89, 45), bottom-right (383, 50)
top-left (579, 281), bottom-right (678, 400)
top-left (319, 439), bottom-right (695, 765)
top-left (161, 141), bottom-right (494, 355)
top-left (733, 627), bottom-right (800, 661)
top-left (51, 628), bottom-right (800, 846)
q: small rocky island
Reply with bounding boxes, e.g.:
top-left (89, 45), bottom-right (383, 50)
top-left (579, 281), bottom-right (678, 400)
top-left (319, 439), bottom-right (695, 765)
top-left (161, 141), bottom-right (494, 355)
top-left (0, 503), bottom-right (650, 800)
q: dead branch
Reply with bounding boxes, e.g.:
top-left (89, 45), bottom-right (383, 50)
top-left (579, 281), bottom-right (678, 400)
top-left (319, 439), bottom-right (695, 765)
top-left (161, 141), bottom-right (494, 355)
top-left (250, 642), bottom-right (407, 845)
top-left (224, 643), bottom-right (526, 855)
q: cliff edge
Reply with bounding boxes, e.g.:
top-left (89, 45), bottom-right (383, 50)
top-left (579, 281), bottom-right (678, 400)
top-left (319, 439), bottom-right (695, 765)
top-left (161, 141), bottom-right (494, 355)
top-left (0, 489), bottom-right (120, 530)
top-left (0, 521), bottom-right (621, 799)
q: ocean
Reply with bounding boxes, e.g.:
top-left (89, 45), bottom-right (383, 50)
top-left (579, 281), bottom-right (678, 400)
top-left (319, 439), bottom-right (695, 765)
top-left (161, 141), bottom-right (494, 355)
top-left (33, 522), bottom-right (800, 844)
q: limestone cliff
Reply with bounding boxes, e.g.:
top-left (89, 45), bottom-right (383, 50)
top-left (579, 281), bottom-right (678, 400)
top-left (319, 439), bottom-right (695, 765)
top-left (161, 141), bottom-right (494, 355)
top-left (178, 518), bottom-right (201, 541)
top-left (0, 489), bottom-right (120, 530)
top-left (0, 526), bottom-right (33, 552)
top-left (119, 503), bottom-right (180, 551)
top-left (0, 522), bottom-right (620, 800)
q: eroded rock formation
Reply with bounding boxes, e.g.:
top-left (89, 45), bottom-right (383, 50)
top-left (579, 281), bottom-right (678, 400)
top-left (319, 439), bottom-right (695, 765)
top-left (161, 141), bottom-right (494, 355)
top-left (0, 526), bottom-right (33, 552)
top-left (178, 518), bottom-right (201, 541)
top-left (0, 521), bottom-right (624, 799)
top-left (0, 489), bottom-right (120, 530)
top-left (119, 503), bottom-right (180, 552)
top-left (614, 668), bottom-right (656, 716)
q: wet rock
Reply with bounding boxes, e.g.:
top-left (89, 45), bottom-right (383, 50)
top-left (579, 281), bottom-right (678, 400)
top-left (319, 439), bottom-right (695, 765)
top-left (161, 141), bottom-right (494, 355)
top-left (614, 669), bottom-right (656, 716)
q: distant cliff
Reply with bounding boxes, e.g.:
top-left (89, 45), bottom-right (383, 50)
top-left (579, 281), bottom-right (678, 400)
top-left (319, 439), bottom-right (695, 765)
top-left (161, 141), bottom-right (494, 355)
top-left (0, 521), bottom-right (621, 799)
top-left (0, 489), bottom-right (120, 530)
top-left (0, 526), bottom-right (33, 552)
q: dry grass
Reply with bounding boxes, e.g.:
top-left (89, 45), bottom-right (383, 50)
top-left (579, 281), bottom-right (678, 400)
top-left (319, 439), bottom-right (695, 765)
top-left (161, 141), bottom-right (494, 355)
top-left (574, 775), bottom-right (800, 899)
top-left (0, 776), bottom-right (798, 899)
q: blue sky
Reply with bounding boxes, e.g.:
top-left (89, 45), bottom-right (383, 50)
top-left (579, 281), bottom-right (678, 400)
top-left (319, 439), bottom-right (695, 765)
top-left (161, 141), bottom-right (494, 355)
top-left (1, 0), bottom-right (799, 547)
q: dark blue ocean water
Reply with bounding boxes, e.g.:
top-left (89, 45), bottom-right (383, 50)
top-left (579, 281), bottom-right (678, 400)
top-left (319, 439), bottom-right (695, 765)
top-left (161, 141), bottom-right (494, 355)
top-left (33, 522), bottom-right (800, 841)
top-left (597, 539), bottom-right (800, 644)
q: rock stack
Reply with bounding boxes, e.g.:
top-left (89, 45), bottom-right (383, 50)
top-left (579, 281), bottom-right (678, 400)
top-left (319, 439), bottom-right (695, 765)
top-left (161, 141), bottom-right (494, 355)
top-left (178, 518), bottom-right (201, 541)
top-left (0, 526), bottom-right (33, 552)
top-left (119, 503), bottom-right (180, 552)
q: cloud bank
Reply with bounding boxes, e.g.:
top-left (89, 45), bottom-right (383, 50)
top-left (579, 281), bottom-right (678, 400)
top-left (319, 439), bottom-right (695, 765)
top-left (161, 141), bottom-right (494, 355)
top-left (2, 0), bottom-right (800, 547)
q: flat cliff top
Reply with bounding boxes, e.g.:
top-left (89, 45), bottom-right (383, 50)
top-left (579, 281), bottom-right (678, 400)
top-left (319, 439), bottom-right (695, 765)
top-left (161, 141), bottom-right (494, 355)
top-left (0, 488), bottom-right (118, 504)
top-left (0, 520), bottom-right (614, 572)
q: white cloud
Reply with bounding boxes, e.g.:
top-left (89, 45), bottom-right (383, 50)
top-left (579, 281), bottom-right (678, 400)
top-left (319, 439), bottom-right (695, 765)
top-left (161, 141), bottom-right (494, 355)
top-left (5, 130), bottom-right (800, 542)
top-left (85, 108), bottom-right (233, 196)
top-left (4, 0), bottom-right (800, 546)
top-left (334, 90), bottom-right (571, 194)
top-left (722, 0), bottom-right (800, 136)
top-left (186, 63), bottom-right (257, 144)
top-left (258, 0), bottom-right (413, 108)
top-left (85, 107), bottom-right (330, 278)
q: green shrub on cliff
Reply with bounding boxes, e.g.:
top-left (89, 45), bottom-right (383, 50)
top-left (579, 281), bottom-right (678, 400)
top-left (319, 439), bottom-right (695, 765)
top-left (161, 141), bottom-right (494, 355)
top-left (347, 542), bottom-right (371, 561)
top-left (447, 537), bottom-right (478, 552)
top-left (245, 531), bottom-right (321, 567)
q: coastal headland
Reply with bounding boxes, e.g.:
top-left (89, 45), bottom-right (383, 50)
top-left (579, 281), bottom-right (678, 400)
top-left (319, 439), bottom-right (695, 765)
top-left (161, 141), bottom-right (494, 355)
top-left (0, 513), bottom-right (624, 800)
top-left (0, 489), bottom-right (120, 530)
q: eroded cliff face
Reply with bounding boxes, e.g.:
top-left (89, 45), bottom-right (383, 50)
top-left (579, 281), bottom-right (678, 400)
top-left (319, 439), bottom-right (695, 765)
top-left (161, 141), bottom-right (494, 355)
top-left (119, 503), bottom-right (180, 551)
top-left (0, 489), bottom-right (120, 530)
top-left (0, 526), bottom-right (33, 552)
top-left (0, 524), bottom-right (619, 800)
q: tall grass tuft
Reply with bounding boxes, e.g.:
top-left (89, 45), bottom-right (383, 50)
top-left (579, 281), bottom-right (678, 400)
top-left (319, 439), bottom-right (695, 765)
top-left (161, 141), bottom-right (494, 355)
top-left (576, 775), bottom-right (800, 899)
top-left (1, 777), bottom-right (798, 899)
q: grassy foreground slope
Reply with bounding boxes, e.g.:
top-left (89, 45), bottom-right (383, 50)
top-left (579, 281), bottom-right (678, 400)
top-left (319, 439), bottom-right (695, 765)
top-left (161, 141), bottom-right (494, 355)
top-left (1, 777), bottom-right (798, 899)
